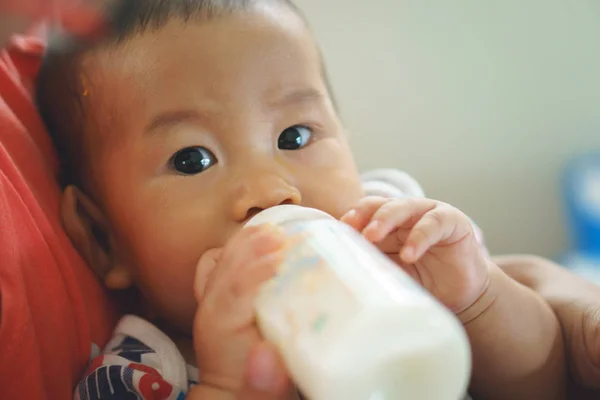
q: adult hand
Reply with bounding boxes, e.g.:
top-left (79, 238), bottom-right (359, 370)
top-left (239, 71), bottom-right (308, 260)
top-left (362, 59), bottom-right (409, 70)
top-left (188, 341), bottom-right (293, 400)
top-left (495, 255), bottom-right (600, 398)
top-left (0, 0), bottom-right (104, 46)
top-left (236, 341), bottom-right (293, 399)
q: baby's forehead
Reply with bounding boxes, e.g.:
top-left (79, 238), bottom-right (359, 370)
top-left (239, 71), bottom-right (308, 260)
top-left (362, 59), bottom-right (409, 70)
top-left (38, 0), bottom-right (321, 187)
top-left (78, 14), bottom-right (327, 133)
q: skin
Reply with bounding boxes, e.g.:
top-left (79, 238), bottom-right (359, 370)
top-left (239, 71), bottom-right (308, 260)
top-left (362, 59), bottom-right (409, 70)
top-left (0, 3), bottom-right (597, 399)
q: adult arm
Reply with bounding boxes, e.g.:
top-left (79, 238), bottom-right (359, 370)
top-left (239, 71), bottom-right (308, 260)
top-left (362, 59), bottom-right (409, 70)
top-left (0, 0), bottom-right (103, 47)
top-left (495, 254), bottom-right (600, 398)
top-left (189, 342), bottom-right (294, 400)
top-left (463, 261), bottom-right (566, 399)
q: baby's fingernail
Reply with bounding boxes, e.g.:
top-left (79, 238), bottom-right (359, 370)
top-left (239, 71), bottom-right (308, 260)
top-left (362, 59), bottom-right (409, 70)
top-left (401, 246), bottom-right (415, 261)
top-left (255, 226), bottom-right (286, 255)
top-left (258, 223), bottom-right (285, 237)
top-left (342, 209), bottom-right (357, 222)
top-left (363, 220), bottom-right (380, 234)
top-left (258, 222), bottom-right (278, 231)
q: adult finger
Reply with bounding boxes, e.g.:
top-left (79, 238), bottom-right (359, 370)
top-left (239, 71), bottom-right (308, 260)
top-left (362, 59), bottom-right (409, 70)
top-left (237, 341), bottom-right (293, 400)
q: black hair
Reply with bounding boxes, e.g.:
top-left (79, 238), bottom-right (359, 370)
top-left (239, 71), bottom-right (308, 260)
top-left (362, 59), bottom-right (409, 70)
top-left (95, 0), bottom-right (300, 43)
top-left (36, 0), bottom-right (303, 187)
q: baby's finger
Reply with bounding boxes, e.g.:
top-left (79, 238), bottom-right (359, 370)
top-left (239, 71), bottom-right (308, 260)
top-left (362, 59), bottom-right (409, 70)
top-left (400, 206), bottom-right (468, 263)
top-left (340, 196), bottom-right (390, 231)
top-left (222, 225), bottom-right (285, 267)
top-left (205, 226), bottom-right (285, 299)
top-left (363, 198), bottom-right (438, 243)
top-left (374, 227), bottom-right (411, 254)
top-left (232, 250), bottom-right (286, 301)
top-left (216, 250), bottom-right (286, 327)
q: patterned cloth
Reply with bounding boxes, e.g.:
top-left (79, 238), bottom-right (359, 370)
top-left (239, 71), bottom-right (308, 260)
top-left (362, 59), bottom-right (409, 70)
top-left (75, 316), bottom-right (195, 400)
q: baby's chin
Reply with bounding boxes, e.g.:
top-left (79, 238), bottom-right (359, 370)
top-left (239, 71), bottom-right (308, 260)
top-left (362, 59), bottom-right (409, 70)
top-left (141, 294), bottom-right (197, 339)
top-left (154, 312), bottom-right (196, 339)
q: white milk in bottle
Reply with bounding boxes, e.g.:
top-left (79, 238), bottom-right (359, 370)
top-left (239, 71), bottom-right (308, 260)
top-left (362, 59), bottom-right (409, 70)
top-left (247, 205), bottom-right (471, 400)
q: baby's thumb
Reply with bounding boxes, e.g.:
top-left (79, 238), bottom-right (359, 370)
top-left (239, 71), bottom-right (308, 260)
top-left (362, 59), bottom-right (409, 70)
top-left (237, 341), bottom-right (293, 400)
top-left (194, 248), bottom-right (222, 302)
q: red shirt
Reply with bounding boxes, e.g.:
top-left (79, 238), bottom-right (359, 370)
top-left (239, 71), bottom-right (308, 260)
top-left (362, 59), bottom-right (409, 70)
top-left (0, 35), bottom-right (117, 400)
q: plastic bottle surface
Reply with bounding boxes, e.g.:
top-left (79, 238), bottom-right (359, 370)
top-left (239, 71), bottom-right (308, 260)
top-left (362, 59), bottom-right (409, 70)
top-left (246, 205), bottom-right (471, 400)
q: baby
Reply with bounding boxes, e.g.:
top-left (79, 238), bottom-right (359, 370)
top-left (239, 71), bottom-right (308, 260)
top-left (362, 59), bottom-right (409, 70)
top-left (36, 0), bottom-right (565, 399)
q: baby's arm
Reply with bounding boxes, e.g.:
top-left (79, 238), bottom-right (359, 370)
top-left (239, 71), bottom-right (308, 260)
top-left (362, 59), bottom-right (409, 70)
top-left (341, 196), bottom-right (566, 399)
top-left (462, 260), bottom-right (566, 400)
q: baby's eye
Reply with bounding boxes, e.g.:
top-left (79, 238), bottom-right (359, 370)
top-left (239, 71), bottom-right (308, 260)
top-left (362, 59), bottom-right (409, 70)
top-left (278, 125), bottom-right (313, 150)
top-left (170, 147), bottom-right (216, 175)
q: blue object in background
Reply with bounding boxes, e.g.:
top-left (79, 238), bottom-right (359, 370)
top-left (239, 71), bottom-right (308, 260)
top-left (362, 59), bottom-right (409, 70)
top-left (563, 153), bottom-right (600, 256)
top-left (561, 153), bottom-right (600, 283)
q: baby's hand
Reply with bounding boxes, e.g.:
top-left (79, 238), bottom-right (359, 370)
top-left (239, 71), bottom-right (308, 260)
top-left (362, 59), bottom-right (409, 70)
top-left (193, 225), bottom-right (292, 396)
top-left (342, 196), bottom-right (489, 313)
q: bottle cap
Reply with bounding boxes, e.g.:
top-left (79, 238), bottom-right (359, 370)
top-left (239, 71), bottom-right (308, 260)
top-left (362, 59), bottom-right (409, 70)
top-left (245, 205), bottom-right (333, 227)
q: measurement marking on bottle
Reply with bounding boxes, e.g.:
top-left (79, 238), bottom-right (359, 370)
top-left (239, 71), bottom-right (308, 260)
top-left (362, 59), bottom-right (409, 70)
top-left (312, 313), bottom-right (328, 333)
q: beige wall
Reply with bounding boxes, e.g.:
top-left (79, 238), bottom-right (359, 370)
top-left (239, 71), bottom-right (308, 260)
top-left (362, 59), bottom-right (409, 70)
top-left (297, 0), bottom-right (600, 257)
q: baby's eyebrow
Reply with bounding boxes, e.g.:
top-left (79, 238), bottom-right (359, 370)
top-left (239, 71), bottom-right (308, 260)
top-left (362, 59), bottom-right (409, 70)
top-left (270, 88), bottom-right (325, 108)
top-left (145, 88), bottom-right (325, 135)
top-left (145, 109), bottom-right (203, 135)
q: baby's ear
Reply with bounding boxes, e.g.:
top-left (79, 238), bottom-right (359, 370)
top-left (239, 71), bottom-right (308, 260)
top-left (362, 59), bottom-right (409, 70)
top-left (61, 185), bottom-right (134, 290)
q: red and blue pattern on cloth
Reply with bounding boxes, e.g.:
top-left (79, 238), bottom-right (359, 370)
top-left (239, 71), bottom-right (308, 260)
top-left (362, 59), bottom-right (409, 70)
top-left (74, 316), bottom-right (197, 400)
top-left (75, 340), bottom-right (187, 400)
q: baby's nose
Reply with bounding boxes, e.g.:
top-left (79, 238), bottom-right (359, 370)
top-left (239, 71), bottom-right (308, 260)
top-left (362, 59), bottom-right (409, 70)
top-left (231, 176), bottom-right (301, 223)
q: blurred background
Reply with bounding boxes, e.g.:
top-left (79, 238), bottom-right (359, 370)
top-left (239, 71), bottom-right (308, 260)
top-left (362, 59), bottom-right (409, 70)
top-left (297, 0), bottom-right (600, 259)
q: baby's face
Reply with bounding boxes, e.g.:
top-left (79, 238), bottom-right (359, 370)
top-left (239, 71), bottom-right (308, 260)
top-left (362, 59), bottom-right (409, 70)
top-left (79, 6), bottom-right (363, 334)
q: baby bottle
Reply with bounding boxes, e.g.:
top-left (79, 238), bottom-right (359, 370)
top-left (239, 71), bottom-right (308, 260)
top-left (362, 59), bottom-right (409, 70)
top-left (246, 205), bottom-right (471, 400)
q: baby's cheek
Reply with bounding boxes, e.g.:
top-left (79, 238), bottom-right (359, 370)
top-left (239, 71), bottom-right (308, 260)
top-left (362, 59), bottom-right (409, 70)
top-left (293, 139), bottom-right (364, 217)
top-left (138, 260), bottom-right (199, 333)
top-left (128, 230), bottom-right (203, 333)
top-left (304, 137), bottom-right (354, 167)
